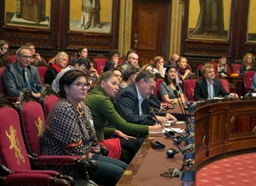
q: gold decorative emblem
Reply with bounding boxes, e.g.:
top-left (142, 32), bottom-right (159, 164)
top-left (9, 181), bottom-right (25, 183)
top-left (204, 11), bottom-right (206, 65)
top-left (5, 125), bottom-right (25, 165)
top-left (35, 117), bottom-right (44, 137)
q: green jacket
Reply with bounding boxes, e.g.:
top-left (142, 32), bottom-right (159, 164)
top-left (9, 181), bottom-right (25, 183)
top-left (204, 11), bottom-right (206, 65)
top-left (83, 85), bottom-right (148, 141)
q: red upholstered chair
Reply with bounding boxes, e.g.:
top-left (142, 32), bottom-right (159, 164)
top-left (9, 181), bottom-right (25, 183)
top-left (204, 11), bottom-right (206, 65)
top-left (0, 95), bottom-right (73, 186)
top-left (196, 64), bottom-right (204, 77)
top-left (37, 65), bottom-right (49, 85)
top-left (231, 63), bottom-right (242, 74)
top-left (9, 55), bottom-right (16, 64)
top-left (243, 70), bottom-right (256, 93)
top-left (220, 78), bottom-right (230, 92)
top-left (118, 57), bottom-right (125, 64)
top-left (183, 79), bottom-right (198, 101)
top-left (154, 78), bottom-right (164, 100)
top-left (93, 54), bottom-right (108, 74)
top-left (40, 85), bottom-right (59, 118)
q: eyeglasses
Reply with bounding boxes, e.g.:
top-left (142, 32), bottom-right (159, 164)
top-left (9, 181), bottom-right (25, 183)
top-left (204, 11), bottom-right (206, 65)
top-left (21, 55), bottom-right (33, 59)
top-left (72, 82), bottom-right (90, 89)
top-left (131, 57), bottom-right (139, 60)
top-left (144, 79), bottom-right (155, 91)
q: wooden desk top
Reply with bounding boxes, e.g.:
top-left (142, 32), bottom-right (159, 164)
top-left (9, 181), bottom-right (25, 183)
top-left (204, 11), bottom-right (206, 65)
top-left (117, 124), bottom-right (194, 186)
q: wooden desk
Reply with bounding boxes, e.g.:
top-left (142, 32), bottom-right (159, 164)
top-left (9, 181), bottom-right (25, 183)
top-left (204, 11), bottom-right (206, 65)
top-left (117, 124), bottom-right (194, 186)
top-left (194, 99), bottom-right (256, 170)
top-left (227, 76), bottom-right (243, 97)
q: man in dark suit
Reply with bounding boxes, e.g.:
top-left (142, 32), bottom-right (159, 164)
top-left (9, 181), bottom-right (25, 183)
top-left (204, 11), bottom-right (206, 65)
top-left (194, 63), bottom-right (238, 101)
top-left (3, 46), bottom-right (42, 98)
top-left (114, 71), bottom-right (177, 125)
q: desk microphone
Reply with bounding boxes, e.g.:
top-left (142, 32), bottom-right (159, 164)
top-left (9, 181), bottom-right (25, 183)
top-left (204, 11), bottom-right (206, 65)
top-left (173, 89), bottom-right (194, 137)
top-left (149, 111), bottom-right (162, 125)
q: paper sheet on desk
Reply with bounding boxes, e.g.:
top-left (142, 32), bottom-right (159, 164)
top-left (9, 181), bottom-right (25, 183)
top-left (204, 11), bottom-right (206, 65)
top-left (149, 128), bottom-right (184, 134)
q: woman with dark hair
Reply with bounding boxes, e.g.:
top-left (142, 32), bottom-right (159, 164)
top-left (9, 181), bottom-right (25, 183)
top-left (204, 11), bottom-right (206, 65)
top-left (84, 71), bottom-right (162, 164)
top-left (72, 47), bottom-right (88, 64)
top-left (103, 49), bottom-right (120, 72)
top-left (159, 66), bottom-right (186, 104)
top-left (0, 40), bottom-right (9, 67)
top-left (41, 70), bottom-right (127, 186)
top-left (112, 68), bottom-right (123, 85)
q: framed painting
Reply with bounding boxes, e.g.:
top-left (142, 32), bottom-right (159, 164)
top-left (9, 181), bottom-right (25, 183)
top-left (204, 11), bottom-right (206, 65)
top-left (4, 0), bottom-right (51, 28)
top-left (187, 0), bottom-right (231, 40)
top-left (69, 0), bottom-right (112, 33)
top-left (247, 0), bottom-right (256, 42)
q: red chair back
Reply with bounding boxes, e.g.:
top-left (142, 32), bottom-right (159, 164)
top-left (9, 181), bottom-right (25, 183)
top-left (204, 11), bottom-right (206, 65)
top-left (196, 64), bottom-right (204, 77)
top-left (19, 99), bottom-right (46, 156)
top-left (243, 70), bottom-right (256, 93)
top-left (0, 101), bottom-right (31, 171)
top-left (93, 54), bottom-right (108, 74)
top-left (44, 94), bottom-right (59, 118)
top-left (220, 78), bottom-right (230, 92)
top-left (9, 55), bottom-right (16, 64)
top-left (154, 78), bottom-right (164, 100)
top-left (183, 79), bottom-right (198, 101)
top-left (231, 64), bottom-right (242, 74)
top-left (37, 66), bottom-right (49, 85)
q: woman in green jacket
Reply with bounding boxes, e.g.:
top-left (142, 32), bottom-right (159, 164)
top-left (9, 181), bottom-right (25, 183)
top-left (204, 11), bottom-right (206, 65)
top-left (84, 71), bottom-right (162, 164)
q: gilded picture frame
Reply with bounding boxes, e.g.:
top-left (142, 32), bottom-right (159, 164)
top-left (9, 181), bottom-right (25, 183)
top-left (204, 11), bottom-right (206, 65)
top-left (247, 0), bottom-right (256, 42)
top-left (187, 0), bottom-right (231, 41)
top-left (4, 0), bottom-right (51, 28)
top-left (69, 0), bottom-right (113, 33)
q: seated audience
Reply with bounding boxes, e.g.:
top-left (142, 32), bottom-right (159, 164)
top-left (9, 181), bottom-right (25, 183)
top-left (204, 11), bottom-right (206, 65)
top-left (119, 66), bottom-right (140, 89)
top-left (176, 56), bottom-right (191, 84)
top-left (194, 64), bottom-right (238, 101)
top-left (114, 71), bottom-right (177, 126)
top-left (3, 46), bottom-right (42, 98)
top-left (159, 66), bottom-right (186, 104)
top-left (71, 47), bottom-right (88, 64)
top-left (120, 52), bottom-right (140, 72)
top-left (0, 40), bottom-right (9, 67)
top-left (217, 55), bottom-right (231, 77)
top-left (103, 49), bottom-right (119, 72)
top-left (240, 53), bottom-right (255, 76)
top-left (164, 53), bottom-right (179, 68)
top-left (51, 58), bottom-right (91, 93)
top-left (153, 56), bottom-right (166, 78)
top-left (84, 71), bottom-right (162, 164)
top-left (112, 68), bottom-right (123, 85)
top-left (41, 70), bottom-right (127, 186)
top-left (141, 64), bottom-right (154, 73)
top-left (25, 42), bottom-right (47, 66)
top-left (44, 52), bottom-right (69, 85)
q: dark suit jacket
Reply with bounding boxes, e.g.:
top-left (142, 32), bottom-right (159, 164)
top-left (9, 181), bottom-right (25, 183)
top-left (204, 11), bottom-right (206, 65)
top-left (3, 63), bottom-right (42, 97)
top-left (103, 60), bottom-right (114, 72)
top-left (114, 84), bottom-right (155, 125)
top-left (194, 78), bottom-right (229, 101)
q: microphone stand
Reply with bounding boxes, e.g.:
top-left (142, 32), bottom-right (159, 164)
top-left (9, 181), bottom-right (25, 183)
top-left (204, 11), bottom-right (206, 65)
top-left (173, 89), bottom-right (194, 139)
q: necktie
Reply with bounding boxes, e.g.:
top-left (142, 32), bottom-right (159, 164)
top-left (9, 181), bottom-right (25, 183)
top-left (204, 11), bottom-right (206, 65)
top-left (22, 68), bottom-right (33, 93)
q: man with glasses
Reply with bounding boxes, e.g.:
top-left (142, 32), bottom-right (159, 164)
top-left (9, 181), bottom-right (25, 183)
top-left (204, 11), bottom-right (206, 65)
top-left (114, 71), bottom-right (176, 126)
top-left (25, 42), bottom-right (47, 66)
top-left (120, 52), bottom-right (140, 72)
top-left (3, 46), bottom-right (42, 98)
top-left (51, 58), bottom-right (91, 93)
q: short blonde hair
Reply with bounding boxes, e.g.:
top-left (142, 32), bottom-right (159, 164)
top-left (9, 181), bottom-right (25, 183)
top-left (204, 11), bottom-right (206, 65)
top-left (201, 63), bottom-right (214, 75)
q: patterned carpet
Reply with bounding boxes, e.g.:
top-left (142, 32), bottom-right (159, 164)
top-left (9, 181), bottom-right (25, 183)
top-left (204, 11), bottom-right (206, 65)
top-left (196, 153), bottom-right (256, 186)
